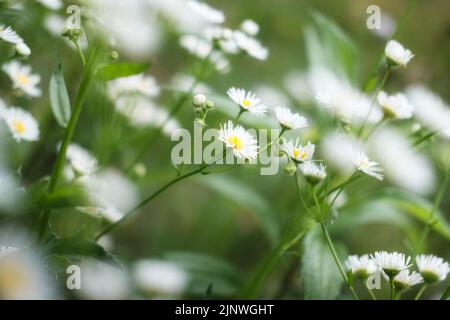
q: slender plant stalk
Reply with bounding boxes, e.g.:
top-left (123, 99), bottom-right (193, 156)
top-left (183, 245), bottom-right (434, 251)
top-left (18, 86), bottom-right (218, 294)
top-left (390, 279), bottom-right (396, 300)
top-left (364, 282), bottom-right (377, 300)
top-left (441, 282), bottom-right (450, 300)
top-left (320, 222), bottom-right (359, 300)
top-left (413, 131), bottom-right (437, 148)
top-left (38, 49), bottom-right (98, 243)
top-left (414, 284), bottom-right (427, 300)
top-left (74, 41), bottom-right (87, 66)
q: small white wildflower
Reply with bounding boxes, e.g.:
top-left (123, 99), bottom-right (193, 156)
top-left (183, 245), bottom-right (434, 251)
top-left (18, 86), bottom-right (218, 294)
top-left (15, 42), bottom-right (31, 56)
top-left (108, 74), bottom-right (160, 99)
top-left (300, 162), bottom-right (326, 185)
top-left (393, 270), bottom-right (423, 290)
top-left (187, 0), bottom-right (225, 24)
top-left (227, 87), bottom-right (267, 116)
top-left (3, 108), bottom-right (39, 142)
top-left (218, 121), bottom-right (258, 160)
top-left (371, 251), bottom-right (412, 278)
top-left (353, 151), bottom-right (384, 181)
top-left (233, 30), bottom-right (268, 61)
top-left (416, 254), bottom-right (450, 283)
top-left (284, 139), bottom-right (315, 163)
top-left (377, 91), bottom-right (413, 119)
top-left (385, 40), bottom-right (414, 67)
top-left (66, 144), bottom-right (99, 177)
top-left (240, 19), bottom-right (259, 36)
top-left (345, 254), bottom-right (377, 279)
top-left (2, 61), bottom-right (41, 97)
top-left (274, 106), bottom-right (308, 130)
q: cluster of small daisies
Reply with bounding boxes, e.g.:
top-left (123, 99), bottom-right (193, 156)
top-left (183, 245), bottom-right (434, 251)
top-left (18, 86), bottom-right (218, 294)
top-left (180, 1), bottom-right (268, 73)
top-left (346, 251), bottom-right (449, 293)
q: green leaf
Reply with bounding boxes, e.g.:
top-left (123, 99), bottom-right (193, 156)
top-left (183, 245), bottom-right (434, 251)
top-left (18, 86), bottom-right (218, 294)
top-left (301, 226), bottom-right (346, 299)
top-left (44, 228), bottom-right (121, 267)
top-left (198, 175), bottom-right (280, 243)
top-left (165, 251), bottom-right (242, 298)
top-left (305, 11), bottom-right (359, 82)
top-left (364, 188), bottom-right (450, 241)
top-left (31, 180), bottom-right (88, 211)
top-left (96, 62), bottom-right (150, 81)
top-left (49, 63), bottom-right (71, 128)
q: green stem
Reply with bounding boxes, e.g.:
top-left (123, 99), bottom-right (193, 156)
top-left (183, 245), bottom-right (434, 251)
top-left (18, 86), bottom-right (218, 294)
top-left (38, 49), bottom-right (98, 243)
top-left (364, 282), bottom-right (377, 300)
top-left (320, 222), bottom-right (359, 300)
top-left (440, 282), bottom-right (450, 300)
top-left (74, 40), bottom-right (87, 66)
top-left (414, 285), bottom-right (427, 300)
top-left (357, 67), bottom-right (390, 139)
top-left (390, 279), bottom-right (396, 300)
top-left (413, 131), bottom-right (437, 148)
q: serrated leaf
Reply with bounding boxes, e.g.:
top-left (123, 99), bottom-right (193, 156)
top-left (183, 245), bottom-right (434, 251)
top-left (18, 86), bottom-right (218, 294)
top-left (49, 63), bottom-right (71, 128)
top-left (96, 62), bottom-right (150, 81)
top-left (302, 226), bottom-right (346, 299)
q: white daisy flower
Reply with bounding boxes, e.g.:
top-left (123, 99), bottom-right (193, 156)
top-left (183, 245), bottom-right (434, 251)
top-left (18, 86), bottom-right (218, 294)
top-left (416, 254), bottom-right (450, 283)
top-left (345, 254), bottom-right (377, 279)
top-left (406, 85), bottom-right (450, 139)
top-left (218, 121), bottom-right (258, 160)
top-left (133, 260), bottom-right (188, 297)
top-left (385, 40), bottom-right (414, 67)
top-left (187, 0), bottom-right (225, 24)
top-left (393, 270), bottom-right (423, 290)
top-left (66, 144), bottom-right (99, 177)
top-left (37, 0), bottom-right (63, 10)
top-left (353, 151), bottom-right (384, 181)
top-left (0, 25), bottom-right (22, 44)
top-left (284, 139), bottom-right (315, 163)
top-left (377, 91), bottom-right (413, 119)
top-left (227, 87), bottom-right (267, 116)
top-left (274, 106), bottom-right (308, 131)
top-left (2, 61), bottom-right (41, 97)
top-left (233, 30), bottom-right (268, 61)
top-left (299, 162), bottom-right (326, 185)
top-left (108, 74), bottom-right (160, 99)
top-left (240, 19), bottom-right (260, 36)
top-left (78, 259), bottom-right (129, 300)
top-left (371, 251), bottom-right (411, 278)
top-left (3, 108), bottom-right (39, 142)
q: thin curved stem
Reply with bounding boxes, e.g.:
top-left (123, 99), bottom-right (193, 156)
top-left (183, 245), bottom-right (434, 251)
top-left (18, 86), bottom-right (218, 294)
top-left (321, 222), bottom-right (359, 300)
top-left (414, 284), bottom-right (427, 300)
top-left (364, 282), bottom-right (377, 300)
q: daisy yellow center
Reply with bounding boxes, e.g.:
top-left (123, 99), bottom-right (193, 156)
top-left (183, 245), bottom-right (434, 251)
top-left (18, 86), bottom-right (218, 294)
top-left (17, 73), bottom-right (30, 86)
top-left (13, 120), bottom-right (26, 134)
top-left (293, 149), bottom-right (307, 159)
top-left (242, 99), bottom-right (251, 107)
top-left (227, 135), bottom-right (243, 150)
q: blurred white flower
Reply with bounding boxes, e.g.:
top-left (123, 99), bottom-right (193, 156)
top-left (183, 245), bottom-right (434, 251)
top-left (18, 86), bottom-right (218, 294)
top-left (233, 30), bottom-right (268, 61)
top-left (353, 151), bottom-right (384, 181)
top-left (0, 25), bottom-right (22, 44)
top-left (240, 19), bottom-right (260, 36)
top-left (393, 270), bottom-right (423, 290)
top-left (187, 0), bottom-right (225, 24)
top-left (0, 229), bottom-right (56, 299)
top-left (370, 127), bottom-right (436, 195)
top-left (218, 121), bottom-right (258, 160)
top-left (115, 96), bottom-right (181, 136)
top-left (312, 68), bottom-right (382, 124)
top-left (377, 91), bottom-right (413, 119)
top-left (283, 71), bottom-right (313, 103)
top-left (79, 260), bottom-right (129, 299)
top-left (3, 107), bottom-right (39, 142)
top-left (65, 143), bottom-right (99, 177)
top-left (108, 74), bottom-right (160, 99)
top-left (254, 85), bottom-right (290, 109)
top-left (406, 85), bottom-right (450, 139)
top-left (321, 132), bottom-right (363, 174)
top-left (345, 254), bottom-right (377, 279)
top-left (15, 42), bottom-right (31, 56)
top-left (2, 61), bottom-right (41, 97)
top-left (81, 168), bottom-right (139, 223)
top-left (275, 106), bottom-right (308, 130)
top-left (416, 254), bottom-right (450, 283)
top-left (133, 260), bottom-right (188, 297)
top-left (385, 40), bottom-right (414, 67)
top-left (284, 139), bottom-right (315, 163)
top-left (37, 0), bottom-right (63, 10)
top-left (44, 14), bottom-right (66, 36)
top-left (300, 162), bottom-right (326, 185)
top-left (0, 167), bottom-right (22, 212)
top-left (371, 251), bottom-right (411, 278)
top-left (227, 87), bottom-right (267, 116)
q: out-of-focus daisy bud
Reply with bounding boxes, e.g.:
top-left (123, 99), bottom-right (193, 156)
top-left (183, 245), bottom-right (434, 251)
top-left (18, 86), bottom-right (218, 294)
top-left (15, 42), bottom-right (31, 57)
top-left (300, 162), bottom-right (326, 185)
top-left (192, 93), bottom-right (207, 108)
top-left (133, 163), bottom-right (147, 178)
top-left (206, 100), bottom-right (215, 109)
top-left (109, 51), bottom-right (119, 61)
top-left (283, 160), bottom-right (297, 176)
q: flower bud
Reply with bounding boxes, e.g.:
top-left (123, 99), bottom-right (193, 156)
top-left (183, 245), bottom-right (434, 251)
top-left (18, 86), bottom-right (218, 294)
top-left (16, 42), bottom-right (31, 56)
top-left (283, 160), bottom-right (297, 176)
top-left (192, 93), bottom-right (207, 108)
top-left (109, 51), bottom-right (119, 61)
top-left (206, 100), bottom-right (215, 109)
